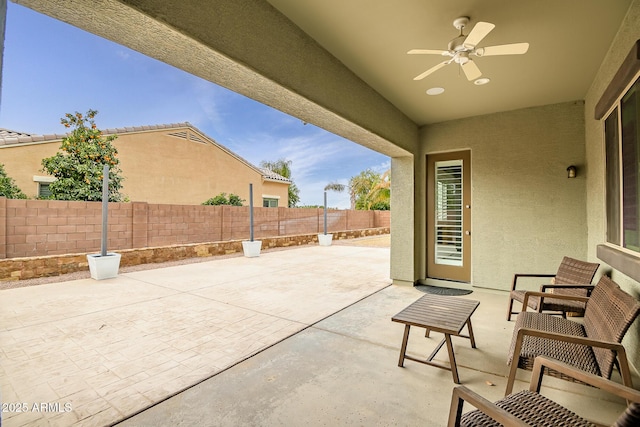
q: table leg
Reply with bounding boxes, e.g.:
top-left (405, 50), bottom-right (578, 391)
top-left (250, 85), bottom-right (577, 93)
top-left (466, 319), bottom-right (476, 348)
top-left (444, 334), bottom-right (460, 384)
top-left (398, 324), bottom-right (411, 367)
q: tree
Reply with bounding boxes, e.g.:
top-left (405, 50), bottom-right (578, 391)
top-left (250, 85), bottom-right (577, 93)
top-left (41, 110), bottom-right (125, 201)
top-left (260, 158), bottom-right (300, 207)
top-left (365, 170), bottom-right (390, 210)
top-left (348, 169), bottom-right (390, 210)
top-left (202, 193), bottom-right (244, 206)
top-left (0, 164), bottom-right (27, 199)
top-left (348, 169), bottom-right (380, 210)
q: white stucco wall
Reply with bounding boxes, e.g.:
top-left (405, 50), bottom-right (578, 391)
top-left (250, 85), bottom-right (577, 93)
top-left (421, 101), bottom-right (588, 291)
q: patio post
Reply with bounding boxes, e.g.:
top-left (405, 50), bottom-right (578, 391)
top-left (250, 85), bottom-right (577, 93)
top-left (100, 163), bottom-right (109, 256)
top-left (323, 190), bottom-right (327, 235)
top-left (249, 183), bottom-right (254, 242)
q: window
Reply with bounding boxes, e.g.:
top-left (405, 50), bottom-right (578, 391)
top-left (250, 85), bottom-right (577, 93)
top-left (38, 182), bottom-right (52, 198)
top-left (434, 160), bottom-right (463, 266)
top-left (263, 198), bottom-right (278, 208)
top-left (33, 175), bottom-right (55, 198)
top-left (605, 75), bottom-right (640, 252)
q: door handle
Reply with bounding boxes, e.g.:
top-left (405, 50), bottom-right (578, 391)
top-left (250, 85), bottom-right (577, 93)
top-left (465, 231), bottom-right (471, 236)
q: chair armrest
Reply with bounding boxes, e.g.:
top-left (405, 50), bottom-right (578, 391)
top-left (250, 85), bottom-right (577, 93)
top-left (530, 356), bottom-right (640, 403)
top-left (516, 327), bottom-right (626, 352)
top-left (511, 273), bottom-right (555, 291)
top-left (521, 291), bottom-right (589, 310)
top-left (447, 386), bottom-right (529, 427)
top-left (539, 284), bottom-right (595, 292)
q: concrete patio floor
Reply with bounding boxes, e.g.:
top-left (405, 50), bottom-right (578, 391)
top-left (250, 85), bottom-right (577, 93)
top-left (0, 237), bottom-right (634, 426)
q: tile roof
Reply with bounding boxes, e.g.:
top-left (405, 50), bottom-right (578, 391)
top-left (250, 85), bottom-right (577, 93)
top-left (0, 122), bottom-right (291, 183)
top-left (0, 128), bottom-right (68, 145)
top-left (0, 123), bottom-right (192, 146)
top-left (260, 168), bottom-right (291, 183)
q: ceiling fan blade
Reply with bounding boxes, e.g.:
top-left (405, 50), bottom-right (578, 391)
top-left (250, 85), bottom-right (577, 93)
top-left (408, 49), bottom-right (449, 55)
top-left (476, 42), bottom-right (529, 56)
top-left (461, 60), bottom-right (482, 81)
top-left (463, 21), bottom-right (495, 48)
top-left (413, 61), bottom-right (448, 80)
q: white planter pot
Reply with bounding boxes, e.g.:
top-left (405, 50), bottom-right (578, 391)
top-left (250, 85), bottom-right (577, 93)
top-left (318, 233), bottom-right (333, 246)
top-left (242, 240), bottom-right (262, 257)
top-left (87, 253), bottom-right (121, 280)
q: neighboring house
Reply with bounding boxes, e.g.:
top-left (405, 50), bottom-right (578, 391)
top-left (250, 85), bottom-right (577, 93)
top-left (0, 123), bottom-right (290, 207)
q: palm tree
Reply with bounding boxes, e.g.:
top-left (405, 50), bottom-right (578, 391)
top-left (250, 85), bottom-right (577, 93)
top-left (260, 158), bottom-right (300, 207)
top-left (347, 169), bottom-right (390, 210)
top-left (365, 170), bottom-right (390, 210)
top-left (348, 169), bottom-right (379, 210)
top-left (324, 182), bottom-right (345, 192)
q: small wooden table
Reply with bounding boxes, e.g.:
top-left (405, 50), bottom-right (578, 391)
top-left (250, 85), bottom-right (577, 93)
top-left (391, 293), bottom-right (480, 384)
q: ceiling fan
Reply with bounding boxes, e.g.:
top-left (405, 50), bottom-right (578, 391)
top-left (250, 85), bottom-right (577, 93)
top-left (408, 16), bottom-right (529, 81)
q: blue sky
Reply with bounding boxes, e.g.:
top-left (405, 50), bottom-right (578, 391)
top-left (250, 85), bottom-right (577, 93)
top-left (0, 3), bottom-right (390, 208)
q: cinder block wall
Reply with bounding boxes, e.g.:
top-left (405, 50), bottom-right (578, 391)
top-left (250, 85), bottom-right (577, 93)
top-left (1, 198), bottom-right (390, 259)
top-left (5, 199), bottom-right (133, 257)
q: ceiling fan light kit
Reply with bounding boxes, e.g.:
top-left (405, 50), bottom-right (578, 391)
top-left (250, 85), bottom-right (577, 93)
top-left (426, 87), bottom-right (445, 95)
top-left (408, 16), bottom-right (529, 82)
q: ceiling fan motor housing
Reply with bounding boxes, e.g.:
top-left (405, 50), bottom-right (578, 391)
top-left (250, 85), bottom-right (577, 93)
top-left (448, 35), bottom-right (469, 52)
top-left (453, 16), bottom-right (470, 31)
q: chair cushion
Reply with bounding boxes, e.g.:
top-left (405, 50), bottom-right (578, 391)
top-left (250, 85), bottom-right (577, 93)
top-left (460, 390), bottom-right (596, 427)
top-left (508, 312), bottom-right (600, 377)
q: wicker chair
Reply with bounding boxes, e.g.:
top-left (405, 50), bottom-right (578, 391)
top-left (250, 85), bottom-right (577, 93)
top-left (506, 275), bottom-right (640, 395)
top-left (506, 256), bottom-right (600, 321)
top-left (448, 356), bottom-right (640, 426)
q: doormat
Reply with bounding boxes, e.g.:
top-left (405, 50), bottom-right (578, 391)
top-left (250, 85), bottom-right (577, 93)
top-left (415, 285), bottom-right (473, 296)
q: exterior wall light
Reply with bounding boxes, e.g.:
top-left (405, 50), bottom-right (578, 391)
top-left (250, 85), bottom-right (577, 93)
top-left (567, 165), bottom-right (577, 178)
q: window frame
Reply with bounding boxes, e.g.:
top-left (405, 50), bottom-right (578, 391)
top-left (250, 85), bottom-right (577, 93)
top-left (594, 41), bottom-right (640, 280)
top-left (604, 72), bottom-right (640, 254)
top-left (262, 197), bottom-right (279, 208)
top-left (33, 175), bottom-right (55, 199)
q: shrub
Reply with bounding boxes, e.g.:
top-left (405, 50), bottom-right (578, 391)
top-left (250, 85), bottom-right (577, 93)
top-left (202, 193), bottom-right (244, 206)
top-left (0, 164), bottom-right (27, 199)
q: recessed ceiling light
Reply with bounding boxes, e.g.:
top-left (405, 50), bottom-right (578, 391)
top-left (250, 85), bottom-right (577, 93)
top-left (426, 87), bottom-right (445, 95)
top-left (474, 78), bottom-right (491, 85)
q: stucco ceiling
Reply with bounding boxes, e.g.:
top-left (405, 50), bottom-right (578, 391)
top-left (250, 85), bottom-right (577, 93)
top-left (266, 0), bottom-right (633, 125)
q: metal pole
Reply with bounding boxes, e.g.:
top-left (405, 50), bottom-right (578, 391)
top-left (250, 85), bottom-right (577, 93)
top-left (323, 191), bottom-right (327, 235)
top-left (101, 164), bottom-right (109, 256)
top-left (249, 183), bottom-right (254, 242)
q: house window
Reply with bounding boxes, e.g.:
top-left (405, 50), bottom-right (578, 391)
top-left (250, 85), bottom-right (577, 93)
top-left (38, 183), bottom-right (52, 198)
top-left (605, 75), bottom-right (640, 252)
top-left (33, 175), bottom-right (55, 199)
top-left (263, 198), bottom-right (278, 208)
